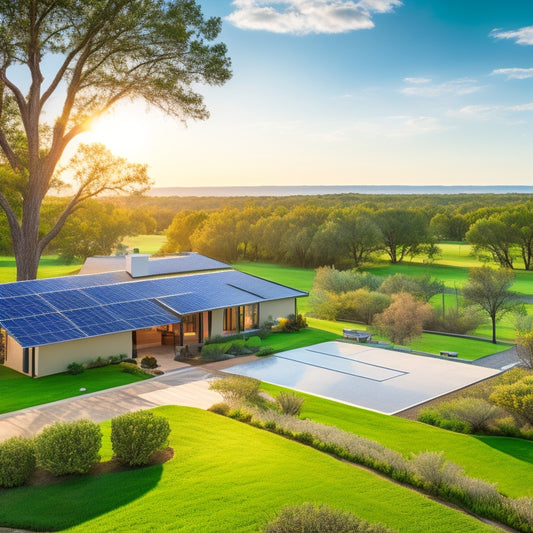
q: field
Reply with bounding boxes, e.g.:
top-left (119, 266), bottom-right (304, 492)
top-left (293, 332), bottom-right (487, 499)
top-left (261, 382), bottom-right (533, 498)
top-left (0, 406), bottom-right (501, 533)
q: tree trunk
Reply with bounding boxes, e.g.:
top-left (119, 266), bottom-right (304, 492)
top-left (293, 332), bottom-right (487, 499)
top-left (491, 314), bottom-right (497, 344)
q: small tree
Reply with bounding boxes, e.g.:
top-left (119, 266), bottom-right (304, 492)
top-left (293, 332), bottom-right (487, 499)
top-left (373, 292), bottom-right (434, 345)
top-left (462, 266), bottom-right (516, 344)
top-left (516, 331), bottom-right (533, 369)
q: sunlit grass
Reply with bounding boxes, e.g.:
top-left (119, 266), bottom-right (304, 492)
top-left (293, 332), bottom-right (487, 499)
top-left (259, 384), bottom-right (533, 498)
top-left (121, 234), bottom-right (166, 255)
top-left (0, 406), bottom-right (500, 533)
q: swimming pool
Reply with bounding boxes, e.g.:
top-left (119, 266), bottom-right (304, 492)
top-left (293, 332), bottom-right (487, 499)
top-left (225, 341), bottom-right (499, 414)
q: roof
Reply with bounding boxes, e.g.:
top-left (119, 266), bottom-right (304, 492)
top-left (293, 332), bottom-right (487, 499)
top-left (0, 270), bottom-right (307, 348)
top-left (79, 252), bottom-right (231, 277)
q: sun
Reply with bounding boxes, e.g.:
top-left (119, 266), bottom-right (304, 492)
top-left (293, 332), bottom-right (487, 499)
top-left (81, 103), bottom-right (160, 161)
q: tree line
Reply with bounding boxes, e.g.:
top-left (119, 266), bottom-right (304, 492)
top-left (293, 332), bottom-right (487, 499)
top-left (3, 194), bottom-right (533, 267)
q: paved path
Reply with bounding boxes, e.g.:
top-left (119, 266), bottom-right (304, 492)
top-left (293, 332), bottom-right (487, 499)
top-left (0, 366), bottom-right (224, 441)
top-left (472, 346), bottom-right (520, 370)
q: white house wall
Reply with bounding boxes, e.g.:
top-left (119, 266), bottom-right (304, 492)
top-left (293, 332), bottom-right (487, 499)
top-left (36, 331), bottom-right (132, 377)
top-left (260, 298), bottom-right (296, 325)
top-left (4, 335), bottom-right (24, 374)
top-left (211, 309), bottom-right (224, 337)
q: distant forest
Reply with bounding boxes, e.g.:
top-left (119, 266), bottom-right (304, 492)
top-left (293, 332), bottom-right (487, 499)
top-left (3, 193), bottom-right (533, 268)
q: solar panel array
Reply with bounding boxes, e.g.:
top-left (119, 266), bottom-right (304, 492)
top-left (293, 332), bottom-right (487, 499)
top-left (0, 270), bottom-right (307, 348)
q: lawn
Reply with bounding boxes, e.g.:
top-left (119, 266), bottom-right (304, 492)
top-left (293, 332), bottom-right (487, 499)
top-left (121, 234), bottom-right (166, 255)
top-left (0, 365), bottom-right (150, 415)
top-left (0, 406), bottom-right (499, 533)
top-left (260, 383), bottom-right (533, 499)
top-left (0, 255), bottom-right (83, 283)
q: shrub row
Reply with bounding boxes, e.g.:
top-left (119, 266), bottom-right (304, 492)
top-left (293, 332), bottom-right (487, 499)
top-left (264, 502), bottom-right (396, 533)
top-left (67, 353), bottom-right (129, 374)
top-left (0, 411), bottom-right (170, 488)
top-left (201, 335), bottom-right (268, 362)
top-left (418, 367), bottom-right (533, 440)
top-left (212, 403), bottom-right (533, 533)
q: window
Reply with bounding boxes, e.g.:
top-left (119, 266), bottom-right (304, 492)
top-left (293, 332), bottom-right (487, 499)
top-left (223, 307), bottom-right (238, 332)
top-left (240, 304), bottom-right (259, 331)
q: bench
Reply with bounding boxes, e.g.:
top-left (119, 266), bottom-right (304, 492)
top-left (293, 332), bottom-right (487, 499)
top-left (343, 328), bottom-right (372, 343)
top-left (440, 350), bottom-right (458, 357)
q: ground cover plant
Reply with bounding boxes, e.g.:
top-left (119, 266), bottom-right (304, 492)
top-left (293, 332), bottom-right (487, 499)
top-left (219, 402), bottom-right (533, 531)
top-left (0, 406), bottom-right (501, 533)
top-left (0, 364), bottom-right (151, 415)
top-left (258, 382), bottom-right (533, 499)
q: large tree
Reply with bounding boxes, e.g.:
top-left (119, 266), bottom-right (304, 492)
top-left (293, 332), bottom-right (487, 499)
top-left (0, 0), bottom-right (231, 280)
top-left (462, 266), bottom-right (516, 344)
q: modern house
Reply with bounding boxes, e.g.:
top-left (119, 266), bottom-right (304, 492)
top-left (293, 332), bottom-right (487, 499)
top-left (0, 253), bottom-right (307, 377)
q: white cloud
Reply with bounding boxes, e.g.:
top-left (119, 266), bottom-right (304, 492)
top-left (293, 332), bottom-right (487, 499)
top-left (453, 102), bottom-right (533, 121)
top-left (227, 0), bottom-right (402, 35)
top-left (403, 77), bottom-right (431, 84)
top-left (401, 78), bottom-right (483, 98)
top-left (491, 67), bottom-right (533, 80)
top-left (491, 26), bottom-right (533, 45)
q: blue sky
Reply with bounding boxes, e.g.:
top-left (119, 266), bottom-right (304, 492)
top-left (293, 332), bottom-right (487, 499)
top-left (85, 0), bottom-right (533, 188)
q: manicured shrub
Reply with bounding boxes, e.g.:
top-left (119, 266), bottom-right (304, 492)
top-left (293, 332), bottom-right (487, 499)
top-left (122, 358), bottom-right (138, 365)
top-left (35, 419), bottom-right (101, 475)
top-left (272, 314), bottom-right (308, 333)
top-left (119, 362), bottom-right (151, 378)
top-left (86, 356), bottom-right (111, 369)
top-left (200, 342), bottom-right (231, 361)
top-left (140, 355), bottom-right (158, 369)
top-left (0, 436), bottom-right (36, 488)
top-left (209, 375), bottom-right (261, 403)
top-left (246, 335), bottom-right (262, 348)
top-left (207, 402), bottom-right (231, 416)
top-left (111, 410), bottom-right (171, 466)
top-left (276, 392), bottom-right (305, 416)
top-left (67, 361), bottom-right (84, 375)
top-left (263, 502), bottom-right (396, 533)
top-left (256, 346), bottom-right (275, 357)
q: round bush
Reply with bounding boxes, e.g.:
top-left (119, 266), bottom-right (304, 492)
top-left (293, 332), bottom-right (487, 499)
top-left (264, 503), bottom-right (395, 533)
top-left (140, 355), bottom-right (158, 369)
top-left (0, 436), bottom-right (36, 488)
top-left (111, 410), bottom-right (171, 466)
top-left (35, 419), bottom-right (101, 475)
top-left (67, 362), bottom-right (84, 375)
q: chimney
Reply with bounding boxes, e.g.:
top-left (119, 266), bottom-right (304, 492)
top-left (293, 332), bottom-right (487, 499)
top-left (125, 254), bottom-right (150, 278)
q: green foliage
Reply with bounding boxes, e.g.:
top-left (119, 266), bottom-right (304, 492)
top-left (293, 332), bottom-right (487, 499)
top-left (256, 346), bottom-right (275, 357)
top-left (119, 362), bottom-right (151, 378)
top-left (462, 266), bottom-right (516, 343)
top-left (272, 314), bottom-right (308, 333)
top-left (418, 398), bottom-right (502, 433)
top-left (140, 355), bottom-right (158, 369)
top-left (111, 411), bottom-right (171, 467)
top-left (516, 330), bottom-right (533, 369)
top-left (86, 356), bottom-right (111, 369)
top-left (313, 266), bottom-right (383, 293)
top-left (428, 306), bottom-right (484, 335)
top-left (207, 402), bottom-right (231, 416)
top-left (0, 436), bottom-right (36, 488)
top-left (246, 335), bottom-right (262, 348)
top-left (490, 376), bottom-right (533, 425)
top-left (264, 502), bottom-right (396, 533)
top-left (209, 375), bottom-right (261, 403)
top-left (67, 362), bottom-right (85, 375)
top-left (200, 342), bottom-right (232, 361)
top-left (35, 420), bottom-right (101, 475)
top-left (276, 392), bottom-right (305, 416)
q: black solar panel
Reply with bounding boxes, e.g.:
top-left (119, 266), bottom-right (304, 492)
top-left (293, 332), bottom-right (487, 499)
top-left (0, 268), bottom-right (306, 348)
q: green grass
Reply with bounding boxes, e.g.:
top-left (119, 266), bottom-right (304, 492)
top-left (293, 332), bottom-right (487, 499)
top-left (305, 318), bottom-right (508, 359)
top-left (0, 365), bottom-right (150, 415)
top-left (121, 234), bottom-right (166, 255)
top-left (0, 406), bottom-right (499, 533)
top-left (260, 384), bottom-right (533, 499)
top-left (0, 255), bottom-right (83, 283)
